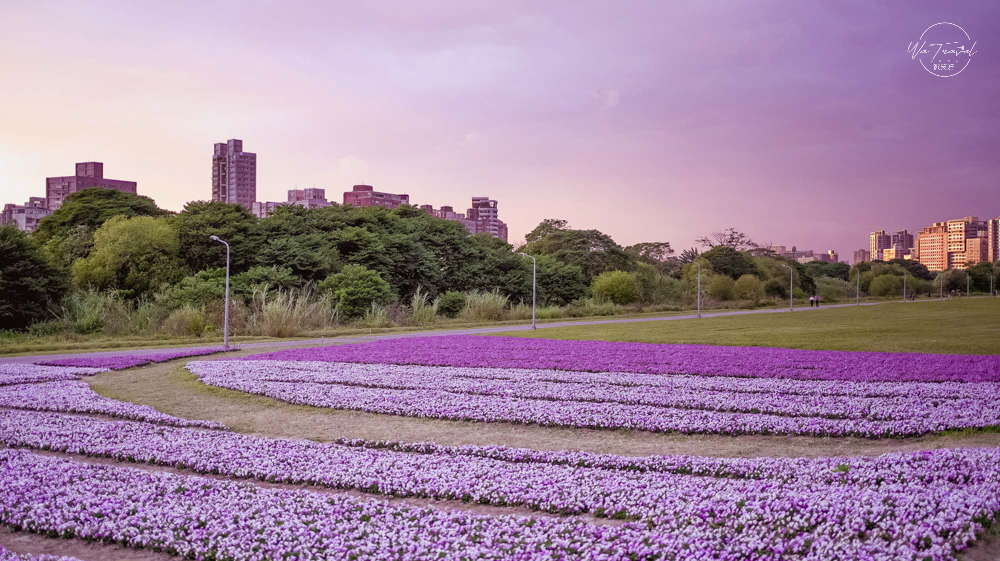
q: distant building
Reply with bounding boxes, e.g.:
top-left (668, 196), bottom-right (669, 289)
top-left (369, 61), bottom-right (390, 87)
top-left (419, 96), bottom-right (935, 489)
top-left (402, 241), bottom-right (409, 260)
top-left (853, 249), bottom-right (870, 264)
top-left (915, 216), bottom-right (998, 271)
top-left (869, 230), bottom-right (892, 261)
top-left (420, 197), bottom-right (508, 241)
top-left (1, 197), bottom-right (51, 232)
top-left (45, 162), bottom-right (137, 211)
top-left (287, 188), bottom-right (331, 209)
top-left (891, 230), bottom-right (914, 253)
top-left (343, 185), bottom-right (409, 208)
top-left (775, 246), bottom-right (815, 261)
top-left (212, 139), bottom-right (257, 210)
top-left (251, 201), bottom-right (281, 219)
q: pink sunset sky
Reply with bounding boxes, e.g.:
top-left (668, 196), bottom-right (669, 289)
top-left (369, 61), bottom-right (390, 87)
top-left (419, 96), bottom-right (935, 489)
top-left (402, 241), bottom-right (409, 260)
top-left (1, 1), bottom-right (996, 259)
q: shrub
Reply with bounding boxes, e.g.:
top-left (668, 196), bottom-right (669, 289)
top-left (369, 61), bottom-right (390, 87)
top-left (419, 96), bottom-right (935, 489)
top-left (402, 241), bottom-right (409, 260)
top-left (564, 298), bottom-right (616, 317)
top-left (436, 291), bottom-right (466, 318)
top-left (461, 290), bottom-right (509, 322)
top-left (764, 278), bottom-right (786, 299)
top-left (868, 274), bottom-right (904, 298)
top-left (590, 271), bottom-right (639, 305)
top-left (707, 275), bottom-right (735, 301)
top-left (160, 305), bottom-right (208, 337)
top-left (732, 274), bottom-right (765, 304)
top-left (318, 265), bottom-right (393, 320)
top-left (815, 277), bottom-right (854, 302)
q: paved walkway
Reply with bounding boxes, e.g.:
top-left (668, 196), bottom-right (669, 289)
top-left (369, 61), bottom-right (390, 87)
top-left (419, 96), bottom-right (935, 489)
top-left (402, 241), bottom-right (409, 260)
top-left (0, 299), bottom-right (938, 363)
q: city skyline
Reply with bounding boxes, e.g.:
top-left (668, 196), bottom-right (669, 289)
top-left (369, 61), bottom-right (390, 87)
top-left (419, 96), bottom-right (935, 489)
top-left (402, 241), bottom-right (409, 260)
top-left (1, 1), bottom-right (998, 257)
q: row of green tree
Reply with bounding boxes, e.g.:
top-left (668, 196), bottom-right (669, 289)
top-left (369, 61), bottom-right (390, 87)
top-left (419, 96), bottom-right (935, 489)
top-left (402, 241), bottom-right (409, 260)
top-left (4, 188), bottom-right (998, 332)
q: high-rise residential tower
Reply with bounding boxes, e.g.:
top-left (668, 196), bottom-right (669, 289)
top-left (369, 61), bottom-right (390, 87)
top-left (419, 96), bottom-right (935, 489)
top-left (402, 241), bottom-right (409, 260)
top-left (915, 216), bottom-right (997, 271)
top-left (212, 139), bottom-right (256, 209)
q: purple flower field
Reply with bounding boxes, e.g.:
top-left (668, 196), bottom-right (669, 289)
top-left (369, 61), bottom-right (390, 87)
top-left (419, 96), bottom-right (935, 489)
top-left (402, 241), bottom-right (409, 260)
top-left (2, 412), bottom-right (999, 561)
top-left (1, 337), bottom-right (999, 560)
top-left (246, 335), bottom-right (1000, 383)
top-left (36, 347), bottom-right (230, 370)
top-left (188, 359), bottom-right (1000, 436)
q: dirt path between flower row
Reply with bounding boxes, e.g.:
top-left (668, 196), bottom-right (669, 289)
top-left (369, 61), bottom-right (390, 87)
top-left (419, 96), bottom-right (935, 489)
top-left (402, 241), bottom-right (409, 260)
top-left (87, 351), bottom-right (1000, 459)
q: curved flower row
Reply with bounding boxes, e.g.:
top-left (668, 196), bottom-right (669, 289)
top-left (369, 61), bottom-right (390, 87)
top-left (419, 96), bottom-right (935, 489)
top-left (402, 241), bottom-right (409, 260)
top-left (246, 335), bottom-right (1000, 383)
top-left (3, 448), bottom-right (995, 561)
top-left (188, 360), bottom-right (1000, 437)
top-left (0, 364), bottom-right (106, 387)
top-left (36, 347), bottom-right (230, 370)
top-left (0, 545), bottom-right (81, 561)
top-left (0, 380), bottom-right (223, 429)
top-left (228, 360), bottom-right (1000, 422)
top-left (3, 409), bottom-right (999, 529)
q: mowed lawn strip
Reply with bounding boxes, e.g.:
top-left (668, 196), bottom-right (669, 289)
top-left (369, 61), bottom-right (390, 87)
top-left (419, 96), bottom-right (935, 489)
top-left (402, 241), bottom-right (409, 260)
top-left (86, 351), bottom-right (1000, 458)
top-left (495, 298), bottom-right (1000, 354)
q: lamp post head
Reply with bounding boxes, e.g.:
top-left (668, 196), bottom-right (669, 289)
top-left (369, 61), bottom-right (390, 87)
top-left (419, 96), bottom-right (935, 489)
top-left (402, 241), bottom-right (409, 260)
top-left (209, 235), bottom-right (220, 242)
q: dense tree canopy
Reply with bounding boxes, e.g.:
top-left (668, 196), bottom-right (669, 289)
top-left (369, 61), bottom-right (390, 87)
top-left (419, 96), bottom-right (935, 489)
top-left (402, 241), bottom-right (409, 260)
top-left (71, 215), bottom-right (184, 298)
top-left (0, 227), bottom-right (67, 330)
top-left (33, 189), bottom-right (169, 268)
top-left (174, 201), bottom-right (258, 273)
top-left (700, 246), bottom-right (758, 280)
top-left (521, 221), bottom-right (632, 282)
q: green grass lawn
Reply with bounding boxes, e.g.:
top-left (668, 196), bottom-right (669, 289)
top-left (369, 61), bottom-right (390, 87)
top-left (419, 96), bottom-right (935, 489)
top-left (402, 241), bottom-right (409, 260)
top-left (497, 298), bottom-right (1000, 354)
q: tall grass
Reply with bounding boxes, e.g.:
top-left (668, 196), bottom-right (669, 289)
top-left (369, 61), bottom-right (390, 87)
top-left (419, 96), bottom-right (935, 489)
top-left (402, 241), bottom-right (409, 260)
top-left (244, 285), bottom-right (336, 337)
top-left (410, 287), bottom-right (438, 326)
top-left (461, 289), bottom-right (509, 321)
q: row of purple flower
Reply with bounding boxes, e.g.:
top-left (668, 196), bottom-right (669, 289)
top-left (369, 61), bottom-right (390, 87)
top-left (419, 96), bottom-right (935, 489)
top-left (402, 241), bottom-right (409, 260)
top-left (247, 335), bottom-right (1000, 382)
top-left (188, 359), bottom-right (1000, 437)
top-left (2, 411), bottom-right (997, 560)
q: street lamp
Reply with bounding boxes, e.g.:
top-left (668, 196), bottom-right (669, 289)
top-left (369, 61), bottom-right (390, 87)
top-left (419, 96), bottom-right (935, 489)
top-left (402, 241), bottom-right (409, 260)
top-left (695, 261), bottom-right (702, 318)
top-left (780, 263), bottom-right (793, 311)
top-left (209, 235), bottom-right (230, 349)
top-left (518, 252), bottom-right (536, 330)
top-left (902, 271), bottom-right (907, 303)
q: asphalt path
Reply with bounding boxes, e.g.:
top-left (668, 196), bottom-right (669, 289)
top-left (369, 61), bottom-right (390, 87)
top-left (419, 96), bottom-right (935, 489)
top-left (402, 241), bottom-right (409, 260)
top-left (0, 300), bottom-right (907, 363)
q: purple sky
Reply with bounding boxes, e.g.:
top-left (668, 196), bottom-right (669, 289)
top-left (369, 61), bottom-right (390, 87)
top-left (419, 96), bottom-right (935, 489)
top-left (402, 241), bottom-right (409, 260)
top-left (1, 1), bottom-right (997, 259)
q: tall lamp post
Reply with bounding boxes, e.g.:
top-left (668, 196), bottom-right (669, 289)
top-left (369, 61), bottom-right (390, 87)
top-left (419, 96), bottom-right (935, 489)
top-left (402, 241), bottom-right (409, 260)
top-left (780, 263), bottom-right (793, 311)
top-left (695, 261), bottom-right (702, 318)
top-left (518, 252), bottom-right (536, 330)
top-left (209, 235), bottom-right (231, 349)
top-left (902, 271), bottom-right (907, 303)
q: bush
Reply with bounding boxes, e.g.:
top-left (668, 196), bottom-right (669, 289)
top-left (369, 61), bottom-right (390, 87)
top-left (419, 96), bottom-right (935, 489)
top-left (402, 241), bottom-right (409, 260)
top-left (436, 291), bottom-right (466, 318)
top-left (245, 287), bottom-right (334, 337)
top-left (764, 278), bottom-right (786, 299)
top-left (868, 274), bottom-right (904, 298)
top-left (461, 290), bottom-right (509, 322)
top-left (732, 275), bottom-right (765, 304)
top-left (707, 275), bottom-right (735, 301)
top-left (318, 265), bottom-right (393, 320)
top-left (815, 277), bottom-right (854, 302)
top-left (362, 303), bottom-right (393, 328)
top-left (590, 271), bottom-right (639, 305)
top-left (564, 298), bottom-right (616, 317)
top-left (160, 305), bottom-right (208, 337)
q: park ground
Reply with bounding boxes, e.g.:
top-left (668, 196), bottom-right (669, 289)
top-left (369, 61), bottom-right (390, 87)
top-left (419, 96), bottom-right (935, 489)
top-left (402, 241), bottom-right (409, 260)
top-left (5, 297), bottom-right (1000, 560)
